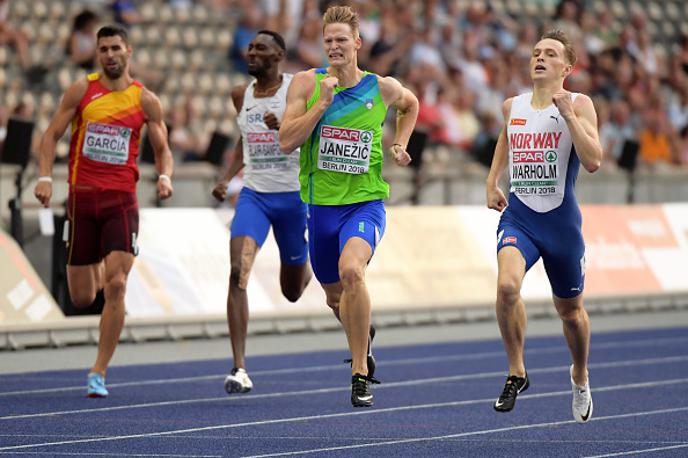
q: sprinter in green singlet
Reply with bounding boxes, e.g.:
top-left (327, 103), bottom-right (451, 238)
top-left (279, 5), bottom-right (418, 408)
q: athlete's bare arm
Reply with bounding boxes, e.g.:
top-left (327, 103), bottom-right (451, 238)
top-left (212, 85), bottom-right (246, 202)
top-left (553, 91), bottom-right (602, 173)
top-left (486, 98), bottom-right (514, 212)
top-left (279, 70), bottom-right (332, 153)
top-left (141, 88), bottom-right (174, 199)
top-left (33, 79), bottom-right (89, 207)
top-left (378, 76), bottom-right (419, 166)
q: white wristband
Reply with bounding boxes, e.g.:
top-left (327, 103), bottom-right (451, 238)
top-left (37, 176), bottom-right (53, 183)
top-left (158, 174), bottom-right (171, 182)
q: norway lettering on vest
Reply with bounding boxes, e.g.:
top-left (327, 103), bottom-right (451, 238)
top-left (507, 92), bottom-right (579, 213)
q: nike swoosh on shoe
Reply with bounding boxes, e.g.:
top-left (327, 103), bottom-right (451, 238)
top-left (580, 400), bottom-right (592, 422)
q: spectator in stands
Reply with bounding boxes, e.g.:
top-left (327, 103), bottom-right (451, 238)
top-left (290, 14), bottom-right (325, 70)
top-left (552, 0), bottom-right (582, 44)
top-left (168, 100), bottom-right (206, 162)
top-left (66, 10), bottom-right (99, 71)
top-left (368, 12), bottom-right (415, 77)
top-left (628, 31), bottom-right (659, 76)
top-left (229, 4), bottom-right (263, 72)
top-left (409, 27), bottom-right (445, 74)
top-left (595, 10), bottom-right (618, 50)
top-left (0, 106), bottom-right (7, 150)
top-left (471, 110), bottom-right (500, 168)
top-left (0, 0), bottom-right (32, 73)
top-left (453, 90), bottom-right (480, 150)
top-left (262, 0), bottom-right (303, 47)
top-left (668, 87), bottom-right (688, 132)
top-left (679, 125), bottom-right (688, 166)
top-left (600, 99), bottom-right (637, 165)
top-left (110, 0), bottom-right (141, 27)
top-left (10, 100), bottom-right (40, 157)
top-left (638, 107), bottom-right (674, 165)
top-left (678, 34), bottom-right (688, 77)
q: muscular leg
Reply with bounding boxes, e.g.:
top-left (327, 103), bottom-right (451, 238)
top-left (321, 281), bottom-right (343, 323)
top-left (67, 262), bottom-right (105, 307)
top-left (553, 294), bottom-right (590, 385)
top-left (227, 236), bottom-right (259, 370)
top-left (338, 237), bottom-right (373, 376)
top-left (91, 251), bottom-right (134, 375)
top-left (279, 263), bottom-right (312, 303)
top-left (495, 247), bottom-right (528, 377)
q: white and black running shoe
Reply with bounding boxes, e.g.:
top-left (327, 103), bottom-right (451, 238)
top-left (494, 373), bottom-right (529, 412)
top-left (224, 367), bottom-right (253, 394)
top-left (351, 373), bottom-right (380, 408)
top-left (570, 364), bottom-right (593, 423)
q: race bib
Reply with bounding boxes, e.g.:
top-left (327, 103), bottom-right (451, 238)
top-left (246, 131), bottom-right (288, 170)
top-left (82, 122), bottom-right (131, 165)
top-left (317, 125), bottom-right (372, 174)
top-left (511, 150), bottom-right (560, 197)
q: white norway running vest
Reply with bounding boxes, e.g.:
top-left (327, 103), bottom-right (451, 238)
top-left (237, 73), bottom-right (300, 193)
top-left (507, 92), bottom-right (579, 213)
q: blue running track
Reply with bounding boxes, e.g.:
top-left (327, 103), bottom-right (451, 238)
top-left (0, 327), bottom-right (687, 457)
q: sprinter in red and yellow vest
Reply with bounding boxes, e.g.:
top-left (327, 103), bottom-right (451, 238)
top-left (34, 25), bottom-right (174, 398)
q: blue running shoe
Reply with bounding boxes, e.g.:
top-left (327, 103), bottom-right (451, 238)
top-left (87, 372), bottom-right (108, 398)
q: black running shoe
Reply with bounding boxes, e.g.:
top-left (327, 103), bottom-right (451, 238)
top-left (351, 373), bottom-right (380, 407)
top-left (493, 373), bottom-right (529, 412)
top-left (345, 325), bottom-right (377, 377)
top-left (367, 325), bottom-right (376, 378)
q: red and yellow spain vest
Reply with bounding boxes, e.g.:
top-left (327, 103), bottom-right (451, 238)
top-left (68, 73), bottom-right (146, 192)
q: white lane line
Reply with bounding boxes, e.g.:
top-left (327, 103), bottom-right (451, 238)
top-left (0, 453), bottom-right (221, 457)
top-left (583, 443), bottom-right (688, 457)
top-left (1, 335), bottom-right (686, 397)
top-left (1, 434), bottom-right (682, 446)
top-left (243, 406), bottom-right (688, 458)
top-left (0, 378), bottom-right (685, 453)
top-left (2, 355), bottom-right (687, 421)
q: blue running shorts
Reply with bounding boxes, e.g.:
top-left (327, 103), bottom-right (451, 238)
top-left (230, 187), bottom-right (308, 265)
top-left (497, 194), bottom-right (585, 299)
top-left (307, 200), bottom-right (386, 284)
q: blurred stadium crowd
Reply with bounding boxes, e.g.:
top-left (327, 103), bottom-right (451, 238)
top-left (1, 0), bottom-right (688, 182)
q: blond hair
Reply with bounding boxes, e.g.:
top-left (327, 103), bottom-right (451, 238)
top-left (323, 5), bottom-right (360, 38)
top-left (541, 29), bottom-right (577, 66)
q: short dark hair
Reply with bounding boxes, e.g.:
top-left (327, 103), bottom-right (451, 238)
top-left (256, 29), bottom-right (286, 51)
top-left (540, 29), bottom-right (576, 66)
top-left (73, 10), bottom-right (98, 31)
top-left (97, 24), bottom-right (129, 45)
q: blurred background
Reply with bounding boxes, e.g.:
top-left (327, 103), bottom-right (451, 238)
top-left (1, 0), bottom-right (688, 347)
top-left (2, 0), bottom-right (688, 205)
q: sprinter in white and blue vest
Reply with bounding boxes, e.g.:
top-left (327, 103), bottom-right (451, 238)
top-left (486, 30), bottom-right (603, 423)
top-left (211, 30), bottom-right (312, 395)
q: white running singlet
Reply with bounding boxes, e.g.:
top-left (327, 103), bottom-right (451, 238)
top-left (507, 92), bottom-right (579, 213)
top-left (237, 73), bottom-right (300, 193)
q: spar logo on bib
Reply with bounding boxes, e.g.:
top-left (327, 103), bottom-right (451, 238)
top-left (247, 132), bottom-right (276, 143)
top-left (83, 122), bottom-right (131, 165)
top-left (546, 150), bottom-right (557, 162)
top-left (245, 131), bottom-right (284, 170)
top-left (318, 125), bottom-right (372, 175)
top-left (321, 126), bottom-right (367, 141)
